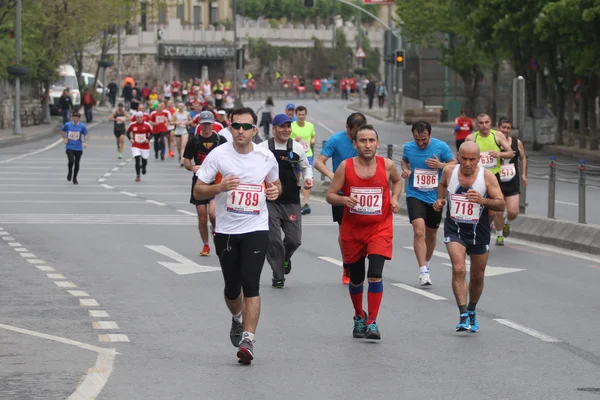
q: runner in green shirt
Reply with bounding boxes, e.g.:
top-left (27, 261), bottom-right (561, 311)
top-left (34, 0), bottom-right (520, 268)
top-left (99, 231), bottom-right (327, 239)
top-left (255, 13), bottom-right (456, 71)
top-left (291, 105), bottom-right (316, 215)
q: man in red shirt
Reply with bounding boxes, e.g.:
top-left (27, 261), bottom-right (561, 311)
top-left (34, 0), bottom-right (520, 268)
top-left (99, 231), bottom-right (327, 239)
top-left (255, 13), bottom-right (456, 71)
top-left (193, 110), bottom-right (223, 133)
top-left (313, 78), bottom-right (322, 102)
top-left (326, 124), bottom-right (403, 341)
top-left (454, 109), bottom-right (473, 151)
top-left (349, 77), bottom-right (357, 100)
top-left (150, 102), bottom-right (171, 160)
top-left (340, 77), bottom-right (348, 100)
top-left (171, 77), bottom-right (181, 101)
top-left (126, 111), bottom-right (153, 182)
top-left (130, 104), bottom-right (149, 122)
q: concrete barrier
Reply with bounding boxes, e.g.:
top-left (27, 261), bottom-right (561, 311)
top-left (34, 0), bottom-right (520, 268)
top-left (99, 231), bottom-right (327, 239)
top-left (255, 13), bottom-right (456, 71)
top-left (310, 180), bottom-right (600, 255)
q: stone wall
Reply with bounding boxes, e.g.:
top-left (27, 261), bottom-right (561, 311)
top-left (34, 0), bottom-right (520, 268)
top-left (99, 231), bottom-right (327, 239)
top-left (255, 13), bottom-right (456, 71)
top-left (0, 80), bottom-right (44, 130)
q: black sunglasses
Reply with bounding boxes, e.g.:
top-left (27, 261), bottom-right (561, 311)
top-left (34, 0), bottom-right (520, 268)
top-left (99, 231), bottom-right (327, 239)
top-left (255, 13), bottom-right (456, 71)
top-left (231, 122), bottom-right (256, 130)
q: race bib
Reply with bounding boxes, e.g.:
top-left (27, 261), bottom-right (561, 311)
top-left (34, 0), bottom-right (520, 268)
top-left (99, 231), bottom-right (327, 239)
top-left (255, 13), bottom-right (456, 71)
top-left (167, 124), bottom-right (175, 130)
top-left (226, 184), bottom-right (265, 215)
top-left (156, 116), bottom-right (165, 124)
top-left (67, 131), bottom-right (80, 140)
top-left (500, 163), bottom-right (516, 182)
top-left (350, 187), bottom-right (383, 215)
top-left (116, 116), bottom-right (126, 124)
top-left (216, 94), bottom-right (223, 100)
top-left (450, 194), bottom-right (481, 224)
top-left (413, 168), bottom-right (438, 191)
top-left (479, 151), bottom-right (497, 169)
top-left (134, 134), bottom-right (147, 143)
top-left (300, 140), bottom-right (309, 151)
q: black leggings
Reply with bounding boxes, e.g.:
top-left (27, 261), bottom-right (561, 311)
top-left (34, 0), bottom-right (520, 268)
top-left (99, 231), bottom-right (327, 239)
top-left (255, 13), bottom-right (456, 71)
top-left (214, 231), bottom-right (269, 299)
top-left (153, 132), bottom-right (166, 157)
top-left (134, 156), bottom-right (147, 175)
top-left (66, 150), bottom-right (82, 178)
top-left (348, 254), bottom-right (386, 285)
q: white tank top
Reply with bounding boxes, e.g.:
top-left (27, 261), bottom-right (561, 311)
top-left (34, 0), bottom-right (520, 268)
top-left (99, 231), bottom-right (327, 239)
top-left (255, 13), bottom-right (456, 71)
top-left (448, 165), bottom-right (486, 196)
top-left (174, 112), bottom-right (189, 134)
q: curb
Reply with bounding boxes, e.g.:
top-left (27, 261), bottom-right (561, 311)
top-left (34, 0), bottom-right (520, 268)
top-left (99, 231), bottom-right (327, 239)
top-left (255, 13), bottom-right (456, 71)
top-left (542, 144), bottom-right (600, 163)
top-left (346, 103), bottom-right (395, 123)
top-left (310, 181), bottom-right (600, 255)
top-left (0, 124), bottom-right (60, 149)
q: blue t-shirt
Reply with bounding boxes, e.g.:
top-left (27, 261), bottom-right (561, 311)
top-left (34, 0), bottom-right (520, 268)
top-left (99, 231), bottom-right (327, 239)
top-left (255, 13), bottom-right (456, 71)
top-left (189, 110), bottom-right (200, 134)
top-left (321, 130), bottom-right (357, 173)
top-left (402, 138), bottom-right (454, 204)
top-left (62, 122), bottom-right (88, 151)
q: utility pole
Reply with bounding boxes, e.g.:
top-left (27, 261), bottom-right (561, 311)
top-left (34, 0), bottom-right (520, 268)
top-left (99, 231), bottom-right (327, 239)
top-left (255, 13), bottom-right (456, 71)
top-left (233, 0), bottom-right (243, 108)
top-left (13, 0), bottom-right (22, 135)
top-left (386, 4), bottom-right (393, 119)
top-left (117, 22), bottom-right (121, 91)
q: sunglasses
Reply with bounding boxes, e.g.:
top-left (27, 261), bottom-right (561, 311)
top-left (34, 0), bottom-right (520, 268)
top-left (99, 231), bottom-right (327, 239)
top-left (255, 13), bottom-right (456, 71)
top-left (230, 122), bottom-right (256, 130)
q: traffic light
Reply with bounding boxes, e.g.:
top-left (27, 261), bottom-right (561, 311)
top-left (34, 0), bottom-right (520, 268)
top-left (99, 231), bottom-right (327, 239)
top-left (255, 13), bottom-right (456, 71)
top-left (395, 50), bottom-right (405, 68)
top-left (304, 0), bottom-right (315, 7)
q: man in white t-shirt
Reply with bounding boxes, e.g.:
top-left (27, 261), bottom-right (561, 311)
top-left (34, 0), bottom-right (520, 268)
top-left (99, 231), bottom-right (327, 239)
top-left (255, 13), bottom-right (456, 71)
top-left (194, 107), bottom-right (281, 365)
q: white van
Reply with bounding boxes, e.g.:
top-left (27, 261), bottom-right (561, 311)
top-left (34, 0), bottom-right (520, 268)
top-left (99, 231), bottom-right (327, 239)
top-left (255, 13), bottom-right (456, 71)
top-left (81, 72), bottom-right (105, 96)
top-left (49, 64), bottom-right (81, 114)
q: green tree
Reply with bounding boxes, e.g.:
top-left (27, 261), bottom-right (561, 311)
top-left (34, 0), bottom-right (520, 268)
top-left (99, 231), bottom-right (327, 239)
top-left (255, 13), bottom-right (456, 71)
top-left (239, 0), bottom-right (377, 24)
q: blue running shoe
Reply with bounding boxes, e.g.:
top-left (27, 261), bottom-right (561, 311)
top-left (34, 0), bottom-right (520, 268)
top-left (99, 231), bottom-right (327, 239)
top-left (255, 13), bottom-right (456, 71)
top-left (468, 311), bottom-right (479, 332)
top-left (456, 313), bottom-right (471, 332)
top-left (352, 311), bottom-right (367, 338)
top-left (365, 322), bottom-right (381, 340)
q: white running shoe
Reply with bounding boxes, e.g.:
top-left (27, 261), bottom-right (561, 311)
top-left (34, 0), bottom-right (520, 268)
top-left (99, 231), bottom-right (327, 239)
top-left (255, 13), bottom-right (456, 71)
top-left (419, 272), bottom-right (432, 286)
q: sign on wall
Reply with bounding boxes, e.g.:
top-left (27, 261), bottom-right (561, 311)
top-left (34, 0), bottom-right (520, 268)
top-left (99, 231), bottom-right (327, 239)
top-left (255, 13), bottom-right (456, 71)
top-left (158, 44), bottom-right (235, 60)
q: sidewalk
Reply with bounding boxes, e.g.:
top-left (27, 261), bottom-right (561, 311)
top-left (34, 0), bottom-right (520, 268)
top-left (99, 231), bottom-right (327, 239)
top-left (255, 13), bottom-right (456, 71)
top-left (0, 120), bottom-right (60, 149)
top-left (347, 101), bottom-right (397, 122)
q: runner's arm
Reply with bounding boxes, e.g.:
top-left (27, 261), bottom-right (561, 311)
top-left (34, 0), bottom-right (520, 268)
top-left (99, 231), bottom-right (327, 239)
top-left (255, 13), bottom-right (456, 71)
top-left (386, 159), bottom-right (403, 203)
top-left (314, 154), bottom-right (334, 181)
top-left (400, 158), bottom-right (411, 176)
top-left (432, 166), bottom-right (451, 211)
top-left (109, 112), bottom-right (115, 121)
top-left (325, 160), bottom-right (347, 206)
top-left (518, 139), bottom-right (528, 187)
top-left (298, 148), bottom-right (314, 182)
top-left (481, 170), bottom-right (506, 211)
top-left (496, 134), bottom-right (515, 159)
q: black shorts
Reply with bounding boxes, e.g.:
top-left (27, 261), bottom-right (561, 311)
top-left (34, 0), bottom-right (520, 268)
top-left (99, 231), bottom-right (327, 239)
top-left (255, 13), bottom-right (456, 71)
top-left (332, 205), bottom-right (344, 224)
top-left (406, 197), bottom-right (443, 229)
top-left (500, 178), bottom-right (520, 197)
top-left (190, 176), bottom-right (214, 206)
top-left (455, 139), bottom-right (466, 151)
top-left (315, 89), bottom-right (321, 95)
top-left (214, 231), bottom-right (269, 299)
top-left (444, 234), bottom-right (489, 255)
top-left (114, 130), bottom-right (125, 138)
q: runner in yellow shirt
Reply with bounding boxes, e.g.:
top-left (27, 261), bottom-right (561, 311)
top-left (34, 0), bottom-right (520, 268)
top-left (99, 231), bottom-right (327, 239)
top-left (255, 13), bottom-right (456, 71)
top-left (291, 105), bottom-right (316, 215)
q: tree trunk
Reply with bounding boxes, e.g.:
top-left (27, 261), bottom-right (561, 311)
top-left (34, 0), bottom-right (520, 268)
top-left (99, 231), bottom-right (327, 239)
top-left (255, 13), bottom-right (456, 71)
top-left (587, 73), bottom-right (598, 150)
top-left (579, 79), bottom-right (588, 149)
top-left (462, 72), bottom-right (476, 116)
top-left (555, 86), bottom-right (565, 145)
top-left (75, 50), bottom-right (84, 89)
top-left (490, 62), bottom-right (499, 124)
top-left (566, 69), bottom-right (575, 144)
top-left (42, 79), bottom-right (51, 124)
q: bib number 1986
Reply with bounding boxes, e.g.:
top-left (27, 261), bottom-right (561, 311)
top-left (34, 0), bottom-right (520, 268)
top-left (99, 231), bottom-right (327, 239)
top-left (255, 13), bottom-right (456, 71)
top-left (226, 184), bottom-right (265, 215)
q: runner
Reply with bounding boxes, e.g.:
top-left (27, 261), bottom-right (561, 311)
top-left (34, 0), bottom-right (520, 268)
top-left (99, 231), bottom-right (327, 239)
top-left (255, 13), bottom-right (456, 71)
top-left (109, 102), bottom-right (127, 159)
top-left (126, 111), bottom-right (152, 182)
top-left (433, 141), bottom-right (505, 332)
top-left (285, 104), bottom-right (297, 122)
top-left (172, 102), bottom-right (192, 167)
top-left (326, 124), bottom-right (402, 340)
top-left (291, 105), bottom-right (316, 215)
top-left (494, 118), bottom-right (528, 245)
top-left (401, 121), bottom-right (456, 286)
top-left (166, 99), bottom-right (177, 159)
top-left (259, 114), bottom-right (313, 288)
top-left (312, 78), bottom-right (322, 101)
top-left (61, 112), bottom-right (88, 185)
top-left (149, 102), bottom-right (171, 160)
top-left (194, 107), bottom-right (281, 365)
top-left (453, 109), bottom-right (473, 151)
top-left (315, 112), bottom-right (367, 284)
top-left (184, 111), bottom-right (228, 256)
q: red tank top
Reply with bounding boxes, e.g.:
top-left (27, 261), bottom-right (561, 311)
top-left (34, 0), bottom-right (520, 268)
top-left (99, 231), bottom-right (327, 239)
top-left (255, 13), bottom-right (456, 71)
top-left (341, 156), bottom-right (392, 240)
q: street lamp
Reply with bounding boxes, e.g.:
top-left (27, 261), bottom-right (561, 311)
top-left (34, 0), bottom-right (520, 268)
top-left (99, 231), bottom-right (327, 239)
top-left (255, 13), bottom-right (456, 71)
top-left (7, 0), bottom-right (27, 135)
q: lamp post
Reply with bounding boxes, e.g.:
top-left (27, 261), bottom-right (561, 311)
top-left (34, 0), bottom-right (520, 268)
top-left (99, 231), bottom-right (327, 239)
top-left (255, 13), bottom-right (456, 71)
top-left (13, 0), bottom-right (23, 135)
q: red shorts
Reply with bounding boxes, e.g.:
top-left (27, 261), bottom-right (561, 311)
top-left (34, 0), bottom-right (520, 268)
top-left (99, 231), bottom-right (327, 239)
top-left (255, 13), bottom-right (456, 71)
top-left (341, 234), bottom-right (392, 264)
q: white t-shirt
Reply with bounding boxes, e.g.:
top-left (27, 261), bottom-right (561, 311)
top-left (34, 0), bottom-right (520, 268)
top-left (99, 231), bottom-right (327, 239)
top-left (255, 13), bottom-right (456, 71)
top-left (163, 84), bottom-right (171, 97)
top-left (218, 127), bottom-right (233, 142)
top-left (174, 111), bottom-right (190, 135)
top-left (196, 143), bottom-right (279, 234)
top-left (258, 139), bottom-right (314, 182)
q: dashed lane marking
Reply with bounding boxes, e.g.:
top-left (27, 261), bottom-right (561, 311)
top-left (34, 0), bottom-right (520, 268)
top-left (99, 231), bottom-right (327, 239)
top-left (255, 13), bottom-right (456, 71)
top-left (92, 321), bottom-right (120, 330)
top-left (391, 283), bottom-right (447, 300)
top-left (89, 310), bottom-right (110, 318)
top-left (67, 290), bottom-right (89, 297)
top-left (80, 299), bottom-right (100, 307)
top-left (494, 319), bottom-right (561, 343)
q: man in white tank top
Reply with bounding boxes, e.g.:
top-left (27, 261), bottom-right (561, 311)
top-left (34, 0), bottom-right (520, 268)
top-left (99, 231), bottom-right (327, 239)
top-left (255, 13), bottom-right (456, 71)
top-left (433, 142), bottom-right (505, 334)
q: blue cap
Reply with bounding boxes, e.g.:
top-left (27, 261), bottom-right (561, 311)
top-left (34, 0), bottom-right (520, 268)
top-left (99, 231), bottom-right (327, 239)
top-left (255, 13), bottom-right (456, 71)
top-left (272, 114), bottom-right (292, 126)
top-left (285, 103), bottom-right (296, 110)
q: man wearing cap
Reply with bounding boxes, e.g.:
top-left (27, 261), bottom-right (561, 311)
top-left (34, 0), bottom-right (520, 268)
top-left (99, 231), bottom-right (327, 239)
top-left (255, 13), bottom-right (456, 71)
top-left (186, 110), bottom-right (228, 256)
top-left (285, 104), bottom-right (297, 123)
top-left (126, 111), bottom-right (153, 182)
top-left (259, 114), bottom-right (313, 288)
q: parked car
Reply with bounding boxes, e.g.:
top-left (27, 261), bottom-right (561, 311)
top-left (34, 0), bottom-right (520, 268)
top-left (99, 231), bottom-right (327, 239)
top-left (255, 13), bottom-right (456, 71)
top-left (81, 72), bottom-right (105, 96)
top-left (49, 64), bottom-right (80, 115)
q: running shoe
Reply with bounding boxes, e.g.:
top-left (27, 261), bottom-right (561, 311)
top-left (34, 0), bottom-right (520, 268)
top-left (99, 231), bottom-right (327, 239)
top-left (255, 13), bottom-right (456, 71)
top-left (135, 175), bottom-right (140, 182)
top-left (342, 267), bottom-right (350, 285)
top-left (142, 165), bottom-right (147, 175)
top-left (169, 151), bottom-right (174, 158)
top-left (503, 223), bottom-right (511, 237)
top-left (200, 243), bottom-right (210, 256)
top-left (352, 311), bottom-right (367, 338)
top-left (67, 171), bottom-right (72, 182)
top-left (118, 153), bottom-right (123, 159)
top-left (365, 322), bottom-right (381, 340)
top-left (237, 338), bottom-right (254, 365)
top-left (155, 152), bottom-right (159, 159)
top-left (272, 279), bottom-right (284, 289)
top-left (468, 310), bottom-right (479, 333)
top-left (419, 272), bottom-right (432, 286)
top-left (284, 259), bottom-right (292, 275)
top-left (456, 313), bottom-right (471, 332)
top-left (72, 177), bottom-right (78, 185)
top-left (229, 317), bottom-right (243, 347)
top-left (301, 203), bottom-right (312, 215)
top-left (160, 154), bottom-right (165, 161)
top-left (496, 236), bottom-right (504, 246)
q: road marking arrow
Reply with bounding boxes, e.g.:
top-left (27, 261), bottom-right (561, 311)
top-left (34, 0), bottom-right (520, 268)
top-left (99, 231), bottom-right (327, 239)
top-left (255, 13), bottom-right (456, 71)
top-left (403, 247), bottom-right (525, 277)
top-left (145, 245), bottom-right (221, 275)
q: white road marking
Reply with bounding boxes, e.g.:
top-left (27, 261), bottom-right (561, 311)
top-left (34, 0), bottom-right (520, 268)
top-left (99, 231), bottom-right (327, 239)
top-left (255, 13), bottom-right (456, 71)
top-left (98, 178), bottom-right (106, 183)
top-left (103, 173), bottom-right (111, 177)
top-left (89, 310), bottom-right (110, 318)
top-left (555, 200), bottom-right (577, 206)
top-left (80, 299), bottom-right (100, 306)
top-left (8, 242), bottom-right (21, 247)
top-left (27, 259), bottom-right (45, 264)
top-left (391, 283), bottom-right (447, 300)
top-left (318, 256), bottom-right (343, 267)
top-left (2, 236), bottom-right (15, 241)
top-left (67, 290), bottom-right (89, 297)
top-left (0, 139), bottom-right (63, 164)
top-left (111, 167), bottom-right (119, 172)
top-left (146, 200), bottom-right (167, 206)
top-left (177, 209), bottom-right (196, 216)
top-left (101, 184), bottom-right (114, 189)
top-left (20, 253), bottom-right (36, 258)
top-left (120, 191), bottom-right (137, 197)
top-left (98, 334), bottom-right (130, 342)
top-left (67, 351), bottom-right (116, 400)
top-left (14, 248), bottom-right (27, 252)
top-left (494, 319), bottom-right (561, 342)
top-left (36, 265), bottom-right (55, 271)
top-left (55, 281), bottom-right (77, 288)
top-left (316, 121), bottom-right (336, 134)
top-left (119, 162), bottom-right (127, 166)
top-left (145, 245), bottom-right (221, 274)
top-left (0, 231), bottom-right (9, 235)
top-left (47, 273), bottom-right (65, 279)
top-left (92, 321), bottom-right (119, 330)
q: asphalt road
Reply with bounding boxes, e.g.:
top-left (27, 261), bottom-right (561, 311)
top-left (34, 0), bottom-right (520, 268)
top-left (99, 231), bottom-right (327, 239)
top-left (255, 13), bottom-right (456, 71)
top-left (1, 109), bottom-right (600, 399)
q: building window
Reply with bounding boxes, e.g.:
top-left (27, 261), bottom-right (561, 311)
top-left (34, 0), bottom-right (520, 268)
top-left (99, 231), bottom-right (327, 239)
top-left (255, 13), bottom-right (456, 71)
top-left (158, 4), bottom-right (167, 25)
top-left (176, 4), bottom-right (184, 23)
top-left (193, 6), bottom-right (202, 28)
top-left (210, 4), bottom-right (219, 25)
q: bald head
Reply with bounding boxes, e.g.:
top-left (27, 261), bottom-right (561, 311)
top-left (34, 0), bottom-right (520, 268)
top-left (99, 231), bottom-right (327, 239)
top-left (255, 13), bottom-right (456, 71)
top-left (458, 141), bottom-right (480, 175)
top-left (459, 141), bottom-right (480, 157)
